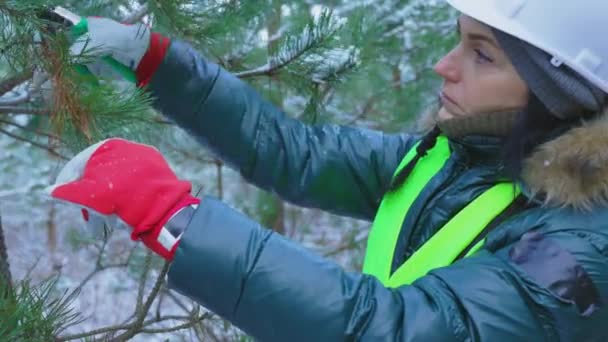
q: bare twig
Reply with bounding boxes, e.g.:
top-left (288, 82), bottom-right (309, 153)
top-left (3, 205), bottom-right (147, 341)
top-left (345, 95), bottom-right (378, 125)
top-left (323, 232), bottom-right (368, 257)
top-left (198, 321), bottom-right (223, 342)
top-left (140, 318), bottom-right (192, 334)
top-left (0, 91), bottom-right (30, 106)
top-left (142, 263), bottom-right (171, 322)
top-left (0, 127), bottom-right (68, 159)
top-left (136, 251), bottom-right (153, 312)
top-left (57, 322), bottom-right (132, 341)
top-left (23, 255), bottom-right (42, 280)
top-left (57, 313), bottom-right (209, 341)
top-left (0, 186), bottom-right (34, 199)
top-left (112, 262), bottom-right (171, 341)
top-left (168, 143), bottom-right (221, 165)
top-left (144, 314), bottom-right (192, 324)
top-left (0, 106), bottom-right (49, 115)
top-left (140, 313), bottom-right (212, 334)
top-left (155, 283), bottom-right (165, 320)
top-left (47, 203), bottom-right (57, 254)
top-left (0, 117), bottom-right (64, 144)
top-left (58, 260), bottom-right (170, 342)
top-left (165, 288), bottom-right (191, 313)
top-left (0, 70), bottom-right (33, 97)
top-left (154, 116), bottom-right (175, 125)
top-left (72, 242), bottom-right (136, 293)
top-left (216, 160), bottom-right (224, 200)
top-left (76, 263), bottom-right (129, 295)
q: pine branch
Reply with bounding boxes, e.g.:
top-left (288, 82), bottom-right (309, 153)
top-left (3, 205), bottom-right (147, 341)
top-left (236, 9), bottom-right (342, 79)
top-left (1, 277), bottom-right (83, 340)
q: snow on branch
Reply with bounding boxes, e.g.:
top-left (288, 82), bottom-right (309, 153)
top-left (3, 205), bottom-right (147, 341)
top-left (236, 9), bottom-right (344, 79)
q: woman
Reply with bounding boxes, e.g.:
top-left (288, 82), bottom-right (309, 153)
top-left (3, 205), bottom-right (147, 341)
top-left (49, 0), bottom-right (608, 340)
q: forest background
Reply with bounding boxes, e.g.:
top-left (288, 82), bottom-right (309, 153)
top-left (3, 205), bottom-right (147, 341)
top-left (0, 0), bottom-right (455, 340)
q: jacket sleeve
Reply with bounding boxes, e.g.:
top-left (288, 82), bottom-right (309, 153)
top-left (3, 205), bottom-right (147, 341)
top-left (167, 197), bottom-right (605, 341)
top-left (147, 40), bottom-right (419, 220)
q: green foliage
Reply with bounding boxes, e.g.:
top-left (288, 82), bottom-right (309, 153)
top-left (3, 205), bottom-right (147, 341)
top-left (0, 278), bottom-right (82, 341)
top-left (51, 79), bottom-right (160, 151)
top-left (0, 0), bottom-right (459, 339)
top-left (0, 0), bottom-right (458, 148)
top-left (252, 191), bottom-right (282, 228)
top-left (0, 1), bottom-right (164, 152)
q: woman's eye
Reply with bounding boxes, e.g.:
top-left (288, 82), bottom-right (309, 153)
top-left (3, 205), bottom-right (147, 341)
top-left (474, 49), bottom-right (493, 63)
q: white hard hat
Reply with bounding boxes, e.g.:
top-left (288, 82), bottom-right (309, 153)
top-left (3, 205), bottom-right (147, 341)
top-left (446, 0), bottom-right (608, 94)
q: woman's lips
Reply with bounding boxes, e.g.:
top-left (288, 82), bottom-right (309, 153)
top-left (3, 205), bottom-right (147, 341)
top-left (440, 92), bottom-right (465, 116)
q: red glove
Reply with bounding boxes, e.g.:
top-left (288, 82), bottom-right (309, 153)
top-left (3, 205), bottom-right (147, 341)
top-left (48, 138), bottom-right (199, 260)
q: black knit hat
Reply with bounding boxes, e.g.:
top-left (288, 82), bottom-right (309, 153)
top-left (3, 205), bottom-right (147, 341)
top-left (492, 28), bottom-right (606, 119)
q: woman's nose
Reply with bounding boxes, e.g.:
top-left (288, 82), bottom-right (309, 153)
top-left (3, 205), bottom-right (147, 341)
top-left (433, 49), bottom-right (460, 83)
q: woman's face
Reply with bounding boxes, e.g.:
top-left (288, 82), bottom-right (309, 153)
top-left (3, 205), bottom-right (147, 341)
top-left (434, 15), bottom-right (529, 120)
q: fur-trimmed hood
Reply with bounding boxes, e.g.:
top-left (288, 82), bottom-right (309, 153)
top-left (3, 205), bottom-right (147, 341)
top-left (417, 108), bottom-right (608, 210)
top-left (522, 108), bottom-right (608, 210)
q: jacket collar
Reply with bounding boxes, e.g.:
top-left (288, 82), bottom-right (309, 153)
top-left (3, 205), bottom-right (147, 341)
top-left (448, 135), bottom-right (505, 168)
top-left (416, 107), bottom-right (608, 210)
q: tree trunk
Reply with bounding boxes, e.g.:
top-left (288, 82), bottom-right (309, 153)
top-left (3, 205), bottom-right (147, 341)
top-left (265, 0), bottom-right (285, 234)
top-left (47, 204), bottom-right (57, 254)
top-left (0, 215), bottom-right (13, 293)
top-left (0, 214), bottom-right (16, 342)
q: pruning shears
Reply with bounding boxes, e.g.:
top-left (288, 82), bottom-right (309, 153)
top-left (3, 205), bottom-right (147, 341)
top-left (39, 6), bottom-right (137, 83)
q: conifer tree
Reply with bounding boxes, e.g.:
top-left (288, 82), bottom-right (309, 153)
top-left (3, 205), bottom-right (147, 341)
top-left (0, 0), bottom-right (455, 339)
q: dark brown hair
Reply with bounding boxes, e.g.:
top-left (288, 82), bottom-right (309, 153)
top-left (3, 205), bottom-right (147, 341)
top-left (387, 94), bottom-right (581, 192)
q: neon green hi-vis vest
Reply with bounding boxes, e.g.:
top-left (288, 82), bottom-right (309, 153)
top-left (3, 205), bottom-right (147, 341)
top-left (362, 135), bottom-right (520, 288)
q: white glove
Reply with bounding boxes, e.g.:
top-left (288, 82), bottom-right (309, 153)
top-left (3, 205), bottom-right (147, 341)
top-left (70, 17), bottom-right (151, 81)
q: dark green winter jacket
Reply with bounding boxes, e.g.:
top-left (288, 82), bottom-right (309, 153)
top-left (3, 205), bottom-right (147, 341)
top-left (151, 40), bottom-right (608, 341)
